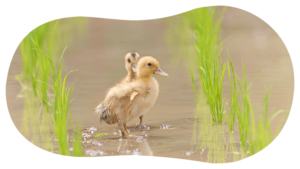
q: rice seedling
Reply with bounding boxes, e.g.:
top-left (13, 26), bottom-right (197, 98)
top-left (234, 63), bottom-right (254, 153)
top-left (39, 46), bottom-right (77, 155)
top-left (173, 7), bottom-right (227, 123)
top-left (167, 7), bottom-right (290, 162)
top-left (247, 88), bottom-right (288, 156)
top-left (225, 53), bottom-right (239, 131)
top-left (17, 18), bottom-right (87, 156)
top-left (19, 18), bottom-right (87, 110)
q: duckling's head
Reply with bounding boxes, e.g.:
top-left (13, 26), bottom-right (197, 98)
top-left (125, 52), bottom-right (140, 73)
top-left (137, 56), bottom-right (168, 78)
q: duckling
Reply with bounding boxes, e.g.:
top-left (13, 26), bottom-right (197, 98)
top-left (122, 52), bottom-right (140, 83)
top-left (123, 52), bottom-right (147, 129)
top-left (95, 56), bottom-right (168, 138)
top-left (95, 52), bottom-right (139, 123)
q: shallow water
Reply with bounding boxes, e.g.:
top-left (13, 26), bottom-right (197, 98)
top-left (6, 7), bottom-right (293, 162)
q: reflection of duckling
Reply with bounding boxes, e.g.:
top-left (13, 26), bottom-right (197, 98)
top-left (95, 56), bottom-right (168, 138)
top-left (117, 137), bottom-right (153, 156)
top-left (122, 52), bottom-right (140, 83)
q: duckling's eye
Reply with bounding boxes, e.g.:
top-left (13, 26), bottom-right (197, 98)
top-left (128, 59), bottom-right (131, 63)
top-left (148, 63), bottom-right (152, 66)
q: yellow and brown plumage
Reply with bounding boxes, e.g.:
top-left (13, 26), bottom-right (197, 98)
top-left (95, 56), bottom-right (168, 138)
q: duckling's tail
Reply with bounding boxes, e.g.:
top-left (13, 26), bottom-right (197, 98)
top-left (94, 104), bottom-right (110, 123)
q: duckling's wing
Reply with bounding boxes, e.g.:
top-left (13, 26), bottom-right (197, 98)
top-left (130, 91), bottom-right (139, 101)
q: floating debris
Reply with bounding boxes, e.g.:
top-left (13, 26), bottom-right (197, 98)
top-left (94, 133), bottom-right (108, 137)
top-left (160, 124), bottom-right (171, 129)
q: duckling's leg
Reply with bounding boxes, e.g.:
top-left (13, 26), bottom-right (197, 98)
top-left (139, 115), bottom-right (143, 123)
top-left (124, 124), bottom-right (137, 138)
top-left (118, 122), bottom-right (129, 138)
top-left (136, 115), bottom-right (147, 130)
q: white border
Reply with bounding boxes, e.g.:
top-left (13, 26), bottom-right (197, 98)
top-left (0, 0), bottom-right (299, 168)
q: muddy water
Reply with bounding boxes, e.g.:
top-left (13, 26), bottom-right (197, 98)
top-left (6, 7), bottom-right (293, 162)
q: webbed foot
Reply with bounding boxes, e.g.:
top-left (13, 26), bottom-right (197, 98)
top-left (135, 123), bottom-right (147, 130)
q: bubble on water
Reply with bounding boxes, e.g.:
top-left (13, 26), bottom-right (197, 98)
top-left (113, 132), bottom-right (117, 135)
top-left (146, 127), bottom-right (150, 130)
top-left (91, 131), bottom-right (94, 134)
top-left (98, 142), bottom-right (103, 146)
top-left (82, 133), bottom-right (92, 138)
top-left (133, 149), bottom-right (142, 155)
top-left (88, 126), bottom-right (97, 132)
top-left (185, 151), bottom-right (193, 156)
top-left (136, 136), bottom-right (144, 143)
top-left (160, 124), bottom-right (171, 129)
top-left (85, 150), bottom-right (106, 156)
top-left (125, 150), bottom-right (131, 154)
top-left (92, 141), bottom-right (97, 145)
top-left (145, 134), bottom-right (148, 137)
top-left (69, 147), bottom-right (73, 151)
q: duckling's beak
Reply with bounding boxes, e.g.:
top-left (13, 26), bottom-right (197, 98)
top-left (132, 63), bottom-right (137, 73)
top-left (154, 67), bottom-right (168, 77)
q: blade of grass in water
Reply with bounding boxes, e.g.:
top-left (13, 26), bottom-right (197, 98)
top-left (45, 49), bottom-right (78, 155)
top-left (226, 53), bottom-right (239, 132)
top-left (17, 18), bottom-right (87, 156)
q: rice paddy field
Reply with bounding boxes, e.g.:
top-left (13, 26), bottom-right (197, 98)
top-left (6, 7), bottom-right (293, 162)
